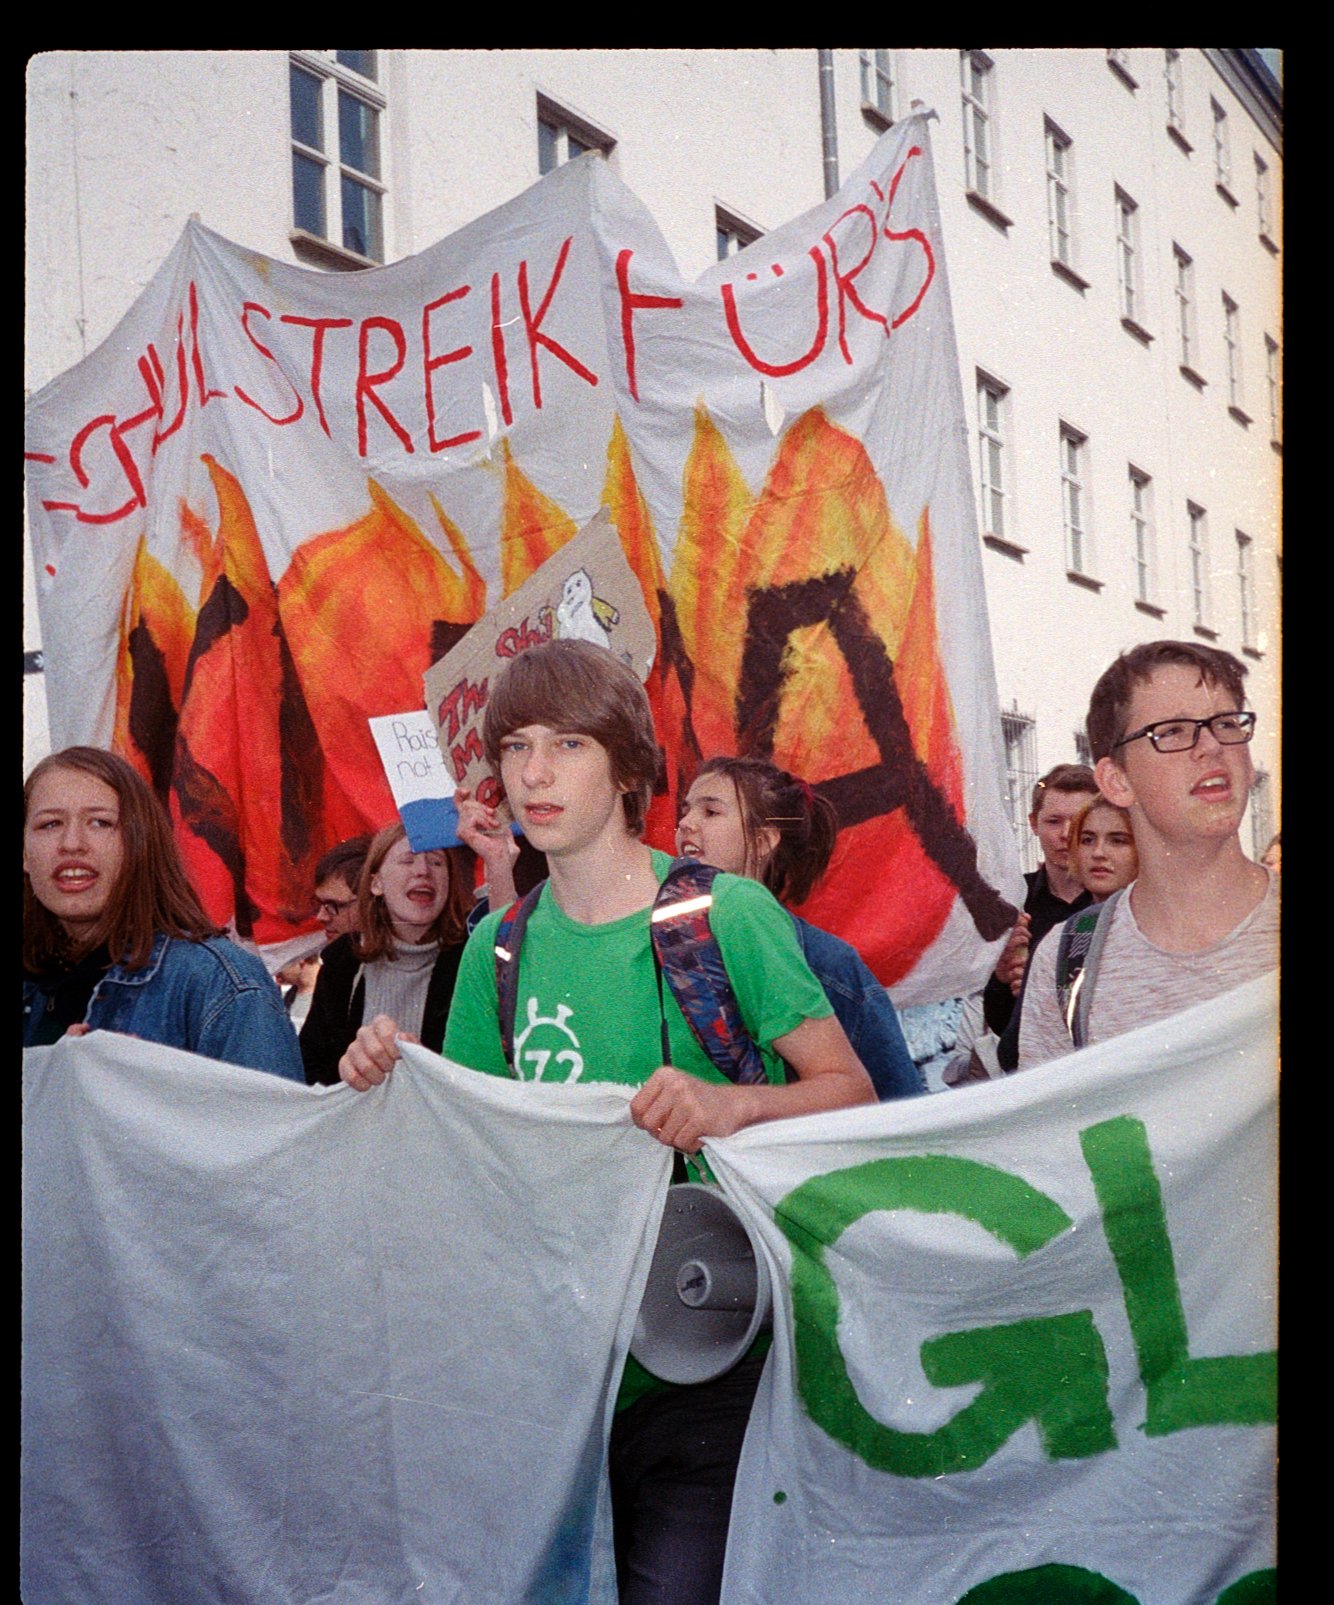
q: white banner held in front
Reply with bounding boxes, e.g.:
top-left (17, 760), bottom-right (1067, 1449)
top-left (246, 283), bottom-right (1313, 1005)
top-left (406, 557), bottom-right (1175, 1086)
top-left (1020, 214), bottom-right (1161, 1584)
top-left (706, 975), bottom-right (1277, 1605)
top-left (21, 1035), bottom-right (671, 1604)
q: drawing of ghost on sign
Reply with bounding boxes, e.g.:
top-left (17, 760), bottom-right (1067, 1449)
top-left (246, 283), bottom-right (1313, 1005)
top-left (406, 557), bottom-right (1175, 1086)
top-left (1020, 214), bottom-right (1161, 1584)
top-left (555, 567), bottom-right (620, 649)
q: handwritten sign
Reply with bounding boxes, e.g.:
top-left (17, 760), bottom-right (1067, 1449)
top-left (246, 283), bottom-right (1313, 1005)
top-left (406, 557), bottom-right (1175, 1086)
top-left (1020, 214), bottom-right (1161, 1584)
top-left (368, 709), bottom-right (460, 850)
top-left (422, 506), bottom-right (655, 818)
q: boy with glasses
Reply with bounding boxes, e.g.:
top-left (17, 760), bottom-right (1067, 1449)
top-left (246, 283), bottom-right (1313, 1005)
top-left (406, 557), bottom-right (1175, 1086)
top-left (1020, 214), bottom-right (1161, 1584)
top-left (1018, 641), bottom-right (1277, 1070)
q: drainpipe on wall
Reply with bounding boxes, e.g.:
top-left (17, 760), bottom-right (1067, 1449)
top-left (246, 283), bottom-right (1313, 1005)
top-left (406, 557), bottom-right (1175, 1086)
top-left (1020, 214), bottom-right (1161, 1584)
top-left (818, 49), bottom-right (839, 199)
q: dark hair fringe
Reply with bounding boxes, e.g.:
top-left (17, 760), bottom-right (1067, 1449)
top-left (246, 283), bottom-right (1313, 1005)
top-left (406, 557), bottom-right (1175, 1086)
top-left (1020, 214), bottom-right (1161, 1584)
top-left (1086, 640), bottom-right (1249, 762)
top-left (695, 756), bottom-right (839, 907)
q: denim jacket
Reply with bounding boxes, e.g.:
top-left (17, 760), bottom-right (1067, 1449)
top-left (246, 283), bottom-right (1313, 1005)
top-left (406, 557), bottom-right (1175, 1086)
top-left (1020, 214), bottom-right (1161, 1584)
top-left (791, 916), bottom-right (925, 1101)
top-left (23, 933), bottom-right (304, 1081)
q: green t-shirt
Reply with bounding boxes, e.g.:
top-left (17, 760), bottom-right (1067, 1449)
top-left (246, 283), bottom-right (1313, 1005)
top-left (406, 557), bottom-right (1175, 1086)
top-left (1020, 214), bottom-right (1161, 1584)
top-left (443, 849), bottom-right (832, 1408)
top-left (444, 849), bottom-right (830, 1090)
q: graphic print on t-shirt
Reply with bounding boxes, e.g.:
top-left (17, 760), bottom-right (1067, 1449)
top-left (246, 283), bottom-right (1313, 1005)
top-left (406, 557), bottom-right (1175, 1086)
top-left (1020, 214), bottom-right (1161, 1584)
top-left (513, 995), bottom-right (586, 1082)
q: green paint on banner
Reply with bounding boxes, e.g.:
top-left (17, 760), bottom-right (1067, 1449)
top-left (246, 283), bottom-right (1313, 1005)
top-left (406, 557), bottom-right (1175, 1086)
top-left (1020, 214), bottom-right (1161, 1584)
top-left (772, 1490), bottom-right (787, 1505)
top-left (956, 1564), bottom-right (1138, 1603)
top-left (1216, 1569), bottom-right (1277, 1604)
top-left (1080, 1116), bottom-right (1276, 1434)
top-left (777, 1156), bottom-right (1115, 1476)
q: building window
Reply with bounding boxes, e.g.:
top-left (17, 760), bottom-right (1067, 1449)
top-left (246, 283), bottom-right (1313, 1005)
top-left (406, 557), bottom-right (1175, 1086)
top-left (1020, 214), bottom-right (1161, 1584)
top-left (961, 51), bottom-right (995, 202)
top-left (1223, 293), bottom-right (1245, 415)
top-left (1073, 729), bottom-right (1093, 767)
top-left (1106, 49), bottom-right (1137, 90)
top-left (1187, 501), bottom-right (1211, 629)
top-left (860, 50), bottom-right (894, 125)
top-left (1114, 188), bottom-right (1143, 330)
top-left (1265, 334), bottom-right (1282, 445)
top-left (1164, 49), bottom-right (1188, 145)
top-left (1129, 467), bottom-right (1157, 607)
top-left (1212, 98), bottom-right (1234, 197)
top-left (976, 372), bottom-right (1011, 544)
top-left (1249, 770), bottom-right (1274, 863)
top-left (1236, 531), bottom-right (1257, 651)
top-left (289, 51), bottom-right (385, 266)
top-left (1173, 245), bottom-right (1200, 377)
top-left (1060, 425), bottom-right (1091, 577)
top-left (1001, 709), bottom-right (1040, 874)
top-left (1045, 119), bottom-right (1077, 273)
top-left (716, 207), bottom-right (761, 261)
top-left (537, 97), bottom-right (614, 176)
top-left (1255, 153), bottom-right (1276, 247)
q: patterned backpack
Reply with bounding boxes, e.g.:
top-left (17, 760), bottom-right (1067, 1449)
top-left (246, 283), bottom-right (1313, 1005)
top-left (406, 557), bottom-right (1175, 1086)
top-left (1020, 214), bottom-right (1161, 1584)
top-left (494, 857), bottom-right (767, 1084)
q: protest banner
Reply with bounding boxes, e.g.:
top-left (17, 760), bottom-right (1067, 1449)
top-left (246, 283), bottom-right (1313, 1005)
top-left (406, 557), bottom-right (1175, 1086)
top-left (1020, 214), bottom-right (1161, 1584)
top-left (22, 978), bottom-right (1275, 1602)
top-left (708, 974), bottom-right (1278, 1605)
top-left (24, 112), bottom-right (1022, 997)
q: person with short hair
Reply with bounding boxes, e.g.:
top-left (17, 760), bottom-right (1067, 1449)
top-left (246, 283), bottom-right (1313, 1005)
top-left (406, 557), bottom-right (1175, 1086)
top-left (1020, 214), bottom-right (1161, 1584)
top-left (299, 822), bottom-right (473, 1086)
top-left (980, 762), bottom-right (1100, 1070)
top-left (1018, 641), bottom-right (1277, 1069)
top-left (676, 755), bottom-right (924, 1101)
top-left (23, 746), bottom-right (302, 1079)
top-left (312, 834), bottom-right (373, 941)
top-left (338, 639), bottom-right (874, 1604)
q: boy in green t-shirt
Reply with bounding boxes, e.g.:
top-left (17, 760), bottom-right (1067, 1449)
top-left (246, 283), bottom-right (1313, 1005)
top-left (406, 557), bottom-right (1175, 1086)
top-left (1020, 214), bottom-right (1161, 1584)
top-left (340, 638), bottom-right (874, 1602)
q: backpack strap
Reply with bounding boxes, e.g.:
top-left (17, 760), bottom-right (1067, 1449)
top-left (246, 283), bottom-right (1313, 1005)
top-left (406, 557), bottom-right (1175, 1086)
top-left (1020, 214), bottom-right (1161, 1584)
top-left (494, 880), bottom-right (547, 1075)
top-left (1054, 889), bottom-right (1123, 1049)
top-left (650, 858), bottom-right (768, 1086)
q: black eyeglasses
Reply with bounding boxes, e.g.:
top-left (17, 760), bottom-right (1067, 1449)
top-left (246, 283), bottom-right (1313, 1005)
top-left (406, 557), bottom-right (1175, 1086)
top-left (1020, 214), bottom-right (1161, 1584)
top-left (316, 896), bottom-right (356, 918)
top-left (1112, 711), bottom-right (1257, 754)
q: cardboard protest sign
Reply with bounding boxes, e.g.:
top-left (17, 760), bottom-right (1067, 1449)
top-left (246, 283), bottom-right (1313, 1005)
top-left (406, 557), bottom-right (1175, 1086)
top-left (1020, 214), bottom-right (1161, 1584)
top-left (423, 505), bottom-right (656, 819)
top-left (368, 709), bottom-right (460, 850)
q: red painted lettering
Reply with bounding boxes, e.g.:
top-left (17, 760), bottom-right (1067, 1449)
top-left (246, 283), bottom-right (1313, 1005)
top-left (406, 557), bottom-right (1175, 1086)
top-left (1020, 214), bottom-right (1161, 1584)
top-left (882, 147), bottom-right (935, 331)
top-left (495, 615), bottom-right (554, 659)
top-left (435, 674), bottom-right (489, 743)
top-left (355, 317), bottom-right (415, 457)
top-left (518, 238), bottom-right (599, 408)
top-left (450, 729), bottom-right (485, 781)
top-left (490, 272), bottom-right (513, 428)
top-left (824, 204), bottom-right (888, 363)
top-left (188, 281), bottom-right (228, 408)
top-left (280, 314), bottom-right (354, 436)
top-left (615, 247), bottom-right (683, 402)
top-left (720, 246), bottom-right (830, 377)
top-left (234, 302), bottom-right (305, 426)
top-left (476, 775), bottom-right (504, 810)
top-left (147, 323), bottom-right (190, 450)
top-left (423, 286), bottom-right (482, 452)
top-left (42, 414), bottom-right (140, 525)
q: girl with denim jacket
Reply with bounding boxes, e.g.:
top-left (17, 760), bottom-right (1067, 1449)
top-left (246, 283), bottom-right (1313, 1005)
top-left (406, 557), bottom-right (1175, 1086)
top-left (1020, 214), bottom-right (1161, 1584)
top-left (23, 746), bottom-right (302, 1080)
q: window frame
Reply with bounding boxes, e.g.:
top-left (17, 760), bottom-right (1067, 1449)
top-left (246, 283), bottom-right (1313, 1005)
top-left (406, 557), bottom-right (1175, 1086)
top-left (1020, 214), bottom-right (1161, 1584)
top-left (1264, 334), bottom-right (1282, 448)
top-left (289, 49), bottom-right (387, 269)
top-left (1114, 187), bottom-right (1150, 342)
top-left (1001, 708), bottom-right (1041, 875)
top-left (1045, 117), bottom-right (1086, 287)
top-left (960, 50), bottom-right (1011, 228)
top-left (536, 93), bottom-right (615, 176)
top-left (1164, 49), bottom-right (1191, 151)
top-left (1212, 97), bottom-right (1236, 202)
top-left (1187, 500), bottom-right (1213, 633)
top-left (1222, 292), bottom-right (1250, 422)
top-left (1060, 422), bottom-right (1095, 582)
top-left (1236, 529), bottom-right (1258, 653)
top-left (715, 205), bottom-right (762, 261)
top-left (1128, 465), bottom-right (1161, 613)
top-left (976, 370), bottom-right (1021, 553)
top-left (859, 49), bottom-right (895, 127)
top-left (1255, 153), bottom-right (1278, 251)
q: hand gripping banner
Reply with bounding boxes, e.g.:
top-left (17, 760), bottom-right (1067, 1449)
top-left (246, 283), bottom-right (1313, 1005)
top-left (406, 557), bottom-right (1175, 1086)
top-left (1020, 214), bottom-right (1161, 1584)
top-left (24, 113), bottom-right (1022, 999)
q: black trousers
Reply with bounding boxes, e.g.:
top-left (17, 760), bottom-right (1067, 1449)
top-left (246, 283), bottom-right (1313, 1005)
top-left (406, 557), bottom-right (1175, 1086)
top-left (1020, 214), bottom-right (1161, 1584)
top-left (607, 1351), bottom-right (766, 1605)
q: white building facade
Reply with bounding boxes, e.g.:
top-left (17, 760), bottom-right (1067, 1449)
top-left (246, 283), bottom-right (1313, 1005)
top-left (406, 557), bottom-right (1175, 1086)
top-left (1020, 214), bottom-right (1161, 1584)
top-left (25, 48), bottom-right (1281, 863)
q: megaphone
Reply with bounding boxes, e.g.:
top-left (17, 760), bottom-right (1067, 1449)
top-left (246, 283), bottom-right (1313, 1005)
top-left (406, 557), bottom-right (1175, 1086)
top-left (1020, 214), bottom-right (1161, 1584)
top-left (629, 1183), bottom-right (772, 1385)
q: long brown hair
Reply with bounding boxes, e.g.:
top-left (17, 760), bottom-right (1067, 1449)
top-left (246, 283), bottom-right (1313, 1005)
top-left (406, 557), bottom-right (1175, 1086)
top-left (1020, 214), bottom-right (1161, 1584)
top-left (354, 821), bottom-right (475, 962)
top-left (24, 747), bottom-right (219, 972)
top-left (694, 756), bottom-right (840, 907)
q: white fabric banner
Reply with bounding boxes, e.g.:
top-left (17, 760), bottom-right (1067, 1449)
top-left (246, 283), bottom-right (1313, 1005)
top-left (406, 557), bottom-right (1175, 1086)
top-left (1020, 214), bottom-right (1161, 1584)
top-left (24, 112), bottom-right (1022, 998)
top-left (22, 1036), bottom-right (671, 1604)
top-left (707, 975), bottom-right (1278, 1605)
